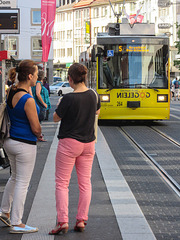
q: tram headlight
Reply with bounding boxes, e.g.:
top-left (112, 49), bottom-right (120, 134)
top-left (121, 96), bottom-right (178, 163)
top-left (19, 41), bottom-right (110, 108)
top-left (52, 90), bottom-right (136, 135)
top-left (157, 94), bottom-right (168, 102)
top-left (100, 94), bottom-right (110, 102)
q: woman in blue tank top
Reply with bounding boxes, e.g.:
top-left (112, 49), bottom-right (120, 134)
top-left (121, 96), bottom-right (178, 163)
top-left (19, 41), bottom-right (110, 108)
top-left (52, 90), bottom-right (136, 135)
top-left (0, 60), bottom-right (41, 234)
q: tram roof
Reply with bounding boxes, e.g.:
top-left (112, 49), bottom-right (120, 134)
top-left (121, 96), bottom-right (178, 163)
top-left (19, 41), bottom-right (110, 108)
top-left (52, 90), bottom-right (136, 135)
top-left (97, 23), bottom-right (169, 45)
top-left (97, 33), bottom-right (169, 45)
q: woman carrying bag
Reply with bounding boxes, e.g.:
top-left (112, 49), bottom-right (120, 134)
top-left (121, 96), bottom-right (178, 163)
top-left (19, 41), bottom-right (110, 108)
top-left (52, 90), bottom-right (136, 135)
top-left (0, 60), bottom-right (41, 234)
top-left (32, 70), bottom-right (51, 141)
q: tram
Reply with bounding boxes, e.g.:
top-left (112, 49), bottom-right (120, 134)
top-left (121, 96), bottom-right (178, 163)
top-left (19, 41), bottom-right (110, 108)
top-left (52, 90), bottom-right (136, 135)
top-left (87, 23), bottom-right (170, 120)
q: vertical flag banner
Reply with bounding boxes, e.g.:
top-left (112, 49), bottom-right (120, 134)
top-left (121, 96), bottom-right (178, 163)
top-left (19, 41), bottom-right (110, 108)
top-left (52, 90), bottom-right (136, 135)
top-left (41, 0), bottom-right (56, 62)
top-left (85, 21), bottom-right (90, 44)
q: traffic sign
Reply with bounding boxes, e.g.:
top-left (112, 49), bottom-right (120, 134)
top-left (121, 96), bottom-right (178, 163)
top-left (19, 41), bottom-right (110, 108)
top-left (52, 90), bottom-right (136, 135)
top-left (107, 50), bottom-right (114, 57)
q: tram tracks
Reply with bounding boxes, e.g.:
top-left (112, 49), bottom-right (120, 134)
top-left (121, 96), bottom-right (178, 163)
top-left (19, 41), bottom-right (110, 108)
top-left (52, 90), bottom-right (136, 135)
top-left (119, 126), bottom-right (180, 198)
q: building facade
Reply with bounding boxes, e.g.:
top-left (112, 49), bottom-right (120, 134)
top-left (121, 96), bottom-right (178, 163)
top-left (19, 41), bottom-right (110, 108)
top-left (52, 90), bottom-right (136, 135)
top-left (53, 0), bottom-right (180, 78)
top-left (1, 0), bottom-right (53, 83)
top-left (53, 0), bottom-right (136, 78)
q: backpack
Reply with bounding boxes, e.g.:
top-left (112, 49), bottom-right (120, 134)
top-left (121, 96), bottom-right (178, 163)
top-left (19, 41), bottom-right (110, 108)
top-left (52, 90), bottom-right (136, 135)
top-left (175, 80), bottom-right (179, 89)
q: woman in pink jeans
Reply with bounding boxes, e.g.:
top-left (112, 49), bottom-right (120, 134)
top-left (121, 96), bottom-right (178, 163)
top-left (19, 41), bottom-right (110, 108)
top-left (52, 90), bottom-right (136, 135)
top-left (49, 63), bottom-right (100, 235)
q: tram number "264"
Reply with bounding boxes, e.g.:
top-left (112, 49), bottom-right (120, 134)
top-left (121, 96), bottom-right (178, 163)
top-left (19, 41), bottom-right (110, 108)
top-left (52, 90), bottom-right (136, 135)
top-left (117, 101), bottom-right (123, 106)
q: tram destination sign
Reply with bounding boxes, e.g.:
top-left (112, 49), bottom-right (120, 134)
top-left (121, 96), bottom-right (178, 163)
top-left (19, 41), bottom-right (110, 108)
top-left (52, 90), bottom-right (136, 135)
top-left (119, 45), bottom-right (149, 53)
top-left (158, 23), bottom-right (172, 29)
top-left (0, 9), bottom-right (20, 34)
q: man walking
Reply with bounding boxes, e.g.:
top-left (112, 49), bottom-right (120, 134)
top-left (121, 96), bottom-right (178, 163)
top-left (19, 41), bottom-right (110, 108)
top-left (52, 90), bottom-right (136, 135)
top-left (172, 77), bottom-right (180, 101)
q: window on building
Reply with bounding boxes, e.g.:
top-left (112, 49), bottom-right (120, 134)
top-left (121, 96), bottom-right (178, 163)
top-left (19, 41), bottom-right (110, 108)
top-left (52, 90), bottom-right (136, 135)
top-left (62, 31), bottom-right (65, 40)
top-left (57, 31), bottom-right (60, 40)
top-left (67, 48), bottom-right (72, 57)
top-left (67, 30), bottom-right (72, 39)
top-left (63, 0), bottom-right (65, 5)
top-left (72, 0), bottom-right (75, 2)
top-left (5, 37), bottom-right (18, 56)
top-left (67, 0), bottom-right (69, 4)
top-left (76, 10), bottom-right (80, 19)
top-left (130, 2), bottom-right (135, 12)
top-left (31, 9), bottom-right (41, 25)
top-left (61, 13), bottom-right (65, 22)
top-left (84, 8), bottom-right (89, 19)
top-left (76, 46), bottom-right (81, 60)
top-left (93, 8), bottom-right (99, 18)
top-left (94, 27), bottom-right (99, 37)
top-left (56, 13), bottom-right (60, 22)
top-left (57, 49), bottom-right (60, 58)
top-left (54, 49), bottom-right (56, 58)
top-left (54, 32), bottom-right (57, 40)
top-left (67, 12), bottom-right (72, 21)
top-left (177, 6), bottom-right (180, 14)
top-left (32, 37), bottom-right (42, 56)
top-left (159, 8), bottom-right (169, 17)
top-left (101, 7), bottom-right (107, 17)
top-left (102, 26), bottom-right (106, 32)
top-left (61, 48), bottom-right (65, 57)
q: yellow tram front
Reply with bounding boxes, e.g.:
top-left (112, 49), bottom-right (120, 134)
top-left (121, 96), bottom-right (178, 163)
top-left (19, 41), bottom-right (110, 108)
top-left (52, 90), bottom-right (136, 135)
top-left (96, 24), bottom-right (170, 120)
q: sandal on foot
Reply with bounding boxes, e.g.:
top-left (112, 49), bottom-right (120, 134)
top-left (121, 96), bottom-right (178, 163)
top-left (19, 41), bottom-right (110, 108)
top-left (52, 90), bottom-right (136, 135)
top-left (49, 222), bottom-right (68, 235)
top-left (10, 225), bottom-right (38, 233)
top-left (0, 211), bottom-right (11, 227)
top-left (74, 220), bottom-right (87, 232)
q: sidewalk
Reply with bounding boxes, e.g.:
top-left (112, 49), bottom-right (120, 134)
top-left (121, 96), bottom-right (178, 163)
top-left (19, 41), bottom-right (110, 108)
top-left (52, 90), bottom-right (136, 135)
top-left (20, 123), bottom-right (156, 240)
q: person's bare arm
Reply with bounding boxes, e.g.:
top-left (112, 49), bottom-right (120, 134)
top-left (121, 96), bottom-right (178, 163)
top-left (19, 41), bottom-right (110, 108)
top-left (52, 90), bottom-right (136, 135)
top-left (96, 109), bottom-right (100, 116)
top-left (53, 112), bottom-right (61, 122)
top-left (36, 82), bottom-right (47, 109)
top-left (24, 98), bottom-right (41, 138)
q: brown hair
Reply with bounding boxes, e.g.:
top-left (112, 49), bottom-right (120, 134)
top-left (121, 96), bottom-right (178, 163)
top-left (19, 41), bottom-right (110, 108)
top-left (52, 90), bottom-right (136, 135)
top-left (68, 63), bottom-right (87, 84)
top-left (8, 68), bottom-right (16, 84)
top-left (38, 70), bottom-right (45, 81)
top-left (15, 60), bottom-right (37, 82)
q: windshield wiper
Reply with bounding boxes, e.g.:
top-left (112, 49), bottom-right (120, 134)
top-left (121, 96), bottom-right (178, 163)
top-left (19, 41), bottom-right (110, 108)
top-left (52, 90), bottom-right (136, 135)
top-left (147, 86), bottom-right (159, 92)
top-left (106, 85), bottom-right (113, 92)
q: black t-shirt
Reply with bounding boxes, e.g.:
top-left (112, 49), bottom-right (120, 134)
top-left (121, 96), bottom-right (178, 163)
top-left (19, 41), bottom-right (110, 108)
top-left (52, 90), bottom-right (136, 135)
top-left (55, 89), bottom-right (101, 143)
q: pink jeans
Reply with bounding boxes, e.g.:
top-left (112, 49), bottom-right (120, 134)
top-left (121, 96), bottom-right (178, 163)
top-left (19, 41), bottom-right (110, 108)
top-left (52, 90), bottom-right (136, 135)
top-left (55, 138), bottom-right (95, 223)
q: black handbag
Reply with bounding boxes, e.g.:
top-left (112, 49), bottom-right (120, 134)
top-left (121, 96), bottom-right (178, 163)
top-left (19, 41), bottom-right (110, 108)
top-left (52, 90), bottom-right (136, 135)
top-left (36, 100), bottom-right (46, 122)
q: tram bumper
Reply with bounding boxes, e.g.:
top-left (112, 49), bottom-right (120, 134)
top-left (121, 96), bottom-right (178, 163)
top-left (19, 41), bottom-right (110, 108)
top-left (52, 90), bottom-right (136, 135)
top-left (99, 106), bottom-right (170, 120)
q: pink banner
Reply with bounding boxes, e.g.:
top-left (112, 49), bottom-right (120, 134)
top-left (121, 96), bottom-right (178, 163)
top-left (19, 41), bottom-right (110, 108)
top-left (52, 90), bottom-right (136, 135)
top-left (41, 0), bottom-right (56, 62)
top-left (129, 14), bottom-right (144, 25)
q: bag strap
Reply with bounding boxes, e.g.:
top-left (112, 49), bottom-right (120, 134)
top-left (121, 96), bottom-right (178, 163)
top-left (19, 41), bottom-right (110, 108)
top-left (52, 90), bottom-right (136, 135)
top-left (91, 88), bottom-right (98, 104)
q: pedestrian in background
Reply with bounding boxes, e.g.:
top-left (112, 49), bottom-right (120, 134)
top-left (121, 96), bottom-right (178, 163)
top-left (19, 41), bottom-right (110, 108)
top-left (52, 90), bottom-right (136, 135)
top-left (43, 77), bottom-right (50, 96)
top-left (172, 77), bottom-right (180, 101)
top-left (43, 77), bottom-right (50, 120)
top-left (32, 70), bottom-right (51, 141)
top-left (49, 63), bottom-right (101, 235)
top-left (6, 68), bottom-right (16, 87)
top-left (0, 60), bottom-right (41, 234)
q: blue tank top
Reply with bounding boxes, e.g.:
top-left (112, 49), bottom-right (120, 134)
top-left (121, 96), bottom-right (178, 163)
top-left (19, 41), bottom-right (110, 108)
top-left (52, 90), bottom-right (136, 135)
top-left (7, 94), bottom-right (40, 144)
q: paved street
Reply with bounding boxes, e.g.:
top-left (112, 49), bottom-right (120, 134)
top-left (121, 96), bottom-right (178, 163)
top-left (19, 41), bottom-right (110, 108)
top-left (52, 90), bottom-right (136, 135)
top-left (0, 96), bottom-right (180, 240)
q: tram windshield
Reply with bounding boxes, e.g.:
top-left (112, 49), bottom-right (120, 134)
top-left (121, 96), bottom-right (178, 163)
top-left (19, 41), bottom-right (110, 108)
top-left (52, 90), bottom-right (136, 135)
top-left (98, 44), bottom-right (168, 89)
